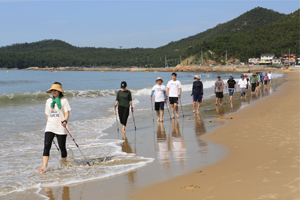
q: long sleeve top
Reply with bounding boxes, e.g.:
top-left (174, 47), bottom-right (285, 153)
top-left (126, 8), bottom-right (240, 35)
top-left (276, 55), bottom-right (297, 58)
top-left (192, 81), bottom-right (203, 95)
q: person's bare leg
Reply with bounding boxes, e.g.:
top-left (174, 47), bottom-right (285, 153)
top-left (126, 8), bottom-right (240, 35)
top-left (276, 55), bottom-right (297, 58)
top-left (170, 104), bottom-right (175, 119)
top-left (156, 110), bottom-right (160, 122)
top-left (197, 102), bottom-right (200, 113)
top-left (215, 97), bottom-right (218, 106)
top-left (61, 157), bottom-right (67, 162)
top-left (220, 98), bottom-right (223, 105)
top-left (122, 125), bottom-right (126, 134)
top-left (193, 101), bottom-right (196, 113)
top-left (38, 156), bottom-right (49, 173)
top-left (230, 95), bottom-right (233, 102)
top-left (175, 103), bottom-right (179, 118)
top-left (160, 110), bottom-right (164, 122)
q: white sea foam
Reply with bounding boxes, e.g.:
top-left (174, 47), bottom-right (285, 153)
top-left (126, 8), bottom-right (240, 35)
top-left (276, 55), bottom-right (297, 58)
top-left (0, 114), bottom-right (154, 198)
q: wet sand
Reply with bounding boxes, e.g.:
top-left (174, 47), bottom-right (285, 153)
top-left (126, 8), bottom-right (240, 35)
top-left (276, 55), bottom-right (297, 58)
top-left (130, 72), bottom-right (300, 200)
top-left (38, 74), bottom-right (290, 200)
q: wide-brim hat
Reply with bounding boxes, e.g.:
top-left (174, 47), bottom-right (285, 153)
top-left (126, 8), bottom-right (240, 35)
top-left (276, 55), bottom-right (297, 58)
top-left (46, 83), bottom-right (64, 93)
top-left (155, 77), bottom-right (163, 83)
top-left (194, 75), bottom-right (200, 80)
top-left (252, 72), bottom-right (256, 75)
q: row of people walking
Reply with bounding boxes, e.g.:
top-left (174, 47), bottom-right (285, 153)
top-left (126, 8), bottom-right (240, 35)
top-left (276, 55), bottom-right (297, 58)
top-left (39, 71), bottom-right (273, 173)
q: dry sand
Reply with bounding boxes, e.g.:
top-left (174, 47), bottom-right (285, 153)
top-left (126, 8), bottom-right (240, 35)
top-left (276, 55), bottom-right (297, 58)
top-left (129, 72), bottom-right (300, 200)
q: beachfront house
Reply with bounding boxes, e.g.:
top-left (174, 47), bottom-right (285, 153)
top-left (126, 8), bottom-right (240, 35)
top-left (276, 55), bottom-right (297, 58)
top-left (297, 58), bottom-right (300, 65)
top-left (272, 58), bottom-right (282, 66)
top-left (259, 54), bottom-right (274, 65)
top-left (248, 58), bottom-right (260, 65)
top-left (282, 53), bottom-right (297, 65)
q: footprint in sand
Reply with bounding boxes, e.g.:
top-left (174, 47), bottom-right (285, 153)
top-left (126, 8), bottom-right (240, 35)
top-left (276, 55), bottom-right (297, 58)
top-left (270, 171), bottom-right (282, 174)
top-left (255, 193), bottom-right (278, 199)
top-left (180, 185), bottom-right (200, 191)
top-left (262, 178), bottom-right (269, 182)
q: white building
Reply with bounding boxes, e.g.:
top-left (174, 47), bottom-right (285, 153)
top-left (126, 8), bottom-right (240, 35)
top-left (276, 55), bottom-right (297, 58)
top-left (259, 53), bottom-right (275, 65)
top-left (248, 58), bottom-right (259, 65)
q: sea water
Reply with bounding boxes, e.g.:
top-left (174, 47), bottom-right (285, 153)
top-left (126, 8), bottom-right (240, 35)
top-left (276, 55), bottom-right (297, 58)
top-left (0, 70), bottom-right (283, 198)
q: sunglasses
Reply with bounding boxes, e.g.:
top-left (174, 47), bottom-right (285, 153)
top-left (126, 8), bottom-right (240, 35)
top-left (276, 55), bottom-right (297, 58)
top-left (50, 90), bottom-right (58, 92)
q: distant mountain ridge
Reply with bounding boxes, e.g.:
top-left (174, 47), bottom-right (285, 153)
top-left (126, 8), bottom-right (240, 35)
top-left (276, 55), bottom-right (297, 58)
top-left (157, 7), bottom-right (286, 51)
top-left (183, 9), bottom-right (300, 64)
top-left (0, 7), bottom-right (290, 68)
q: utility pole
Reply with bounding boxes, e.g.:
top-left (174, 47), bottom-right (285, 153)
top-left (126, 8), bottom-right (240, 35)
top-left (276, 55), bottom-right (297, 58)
top-left (225, 49), bottom-right (227, 65)
top-left (289, 48), bottom-right (290, 66)
top-left (201, 50), bottom-right (203, 65)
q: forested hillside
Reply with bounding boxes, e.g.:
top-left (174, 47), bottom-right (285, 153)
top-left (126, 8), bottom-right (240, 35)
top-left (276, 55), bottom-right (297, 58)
top-left (0, 7), bottom-right (288, 68)
top-left (183, 9), bottom-right (300, 64)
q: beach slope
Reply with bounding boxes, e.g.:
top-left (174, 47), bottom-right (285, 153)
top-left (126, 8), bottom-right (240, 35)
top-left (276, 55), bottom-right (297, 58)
top-left (129, 72), bottom-right (300, 200)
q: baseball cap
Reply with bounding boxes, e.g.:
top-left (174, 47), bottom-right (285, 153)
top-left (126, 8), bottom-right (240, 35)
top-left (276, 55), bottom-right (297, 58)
top-left (217, 75), bottom-right (221, 78)
top-left (121, 81), bottom-right (127, 88)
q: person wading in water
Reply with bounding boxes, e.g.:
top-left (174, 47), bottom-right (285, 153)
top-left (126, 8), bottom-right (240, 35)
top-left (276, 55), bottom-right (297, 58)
top-left (39, 82), bottom-right (71, 173)
top-left (114, 81), bottom-right (133, 135)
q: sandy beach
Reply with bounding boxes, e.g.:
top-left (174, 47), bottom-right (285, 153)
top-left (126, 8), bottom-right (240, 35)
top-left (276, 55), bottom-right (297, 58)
top-left (33, 73), bottom-right (295, 200)
top-left (130, 72), bottom-right (300, 200)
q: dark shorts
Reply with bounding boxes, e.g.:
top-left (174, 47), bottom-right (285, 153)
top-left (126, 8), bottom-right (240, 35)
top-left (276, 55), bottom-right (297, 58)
top-left (251, 83), bottom-right (256, 92)
top-left (264, 80), bottom-right (268, 85)
top-left (193, 94), bottom-right (202, 102)
top-left (169, 97), bottom-right (178, 105)
top-left (216, 92), bottom-right (223, 98)
top-left (155, 102), bottom-right (164, 111)
top-left (228, 89), bottom-right (234, 96)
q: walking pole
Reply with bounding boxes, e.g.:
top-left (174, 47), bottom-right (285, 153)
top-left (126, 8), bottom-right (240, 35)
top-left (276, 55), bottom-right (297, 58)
top-left (179, 98), bottom-right (185, 118)
top-left (165, 100), bottom-right (171, 119)
top-left (131, 108), bottom-right (137, 131)
top-left (151, 99), bottom-right (156, 136)
top-left (64, 125), bottom-right (91, 166)
top-left (151, 99), bottom-right (155, 123)
top-left (114, 106), bottom-right (119, 134)
top-left (52, 139), bottom-right (60, 152)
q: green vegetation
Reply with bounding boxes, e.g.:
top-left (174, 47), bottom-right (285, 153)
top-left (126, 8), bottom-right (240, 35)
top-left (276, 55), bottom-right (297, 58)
top-left (183, 9), bottom-right (300, 64)
top-left (0, 7), bottom-right (289, 69)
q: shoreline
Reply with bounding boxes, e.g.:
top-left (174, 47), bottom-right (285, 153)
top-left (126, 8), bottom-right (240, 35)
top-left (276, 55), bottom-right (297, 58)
top-left (5, 64), bottom-right (299, 73)
top-left (36, 74), bottom-right (289, 200)
top-left (129, 72), bottom-right (300, 200)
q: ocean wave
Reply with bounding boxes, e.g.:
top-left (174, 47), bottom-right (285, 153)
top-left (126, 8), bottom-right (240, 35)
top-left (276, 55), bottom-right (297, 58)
top-left (0, 80), bottom-right (39, 85)
top-left (0, 115), bottom-right (154, 198)
top-left (0, 81), bottom-right (216, 106)
top-left (188, 73), bottom-right (211, 78)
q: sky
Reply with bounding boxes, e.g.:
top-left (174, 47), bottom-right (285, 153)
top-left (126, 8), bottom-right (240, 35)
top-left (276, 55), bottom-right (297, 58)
top-left (0, 0), bottom-right (299, 49)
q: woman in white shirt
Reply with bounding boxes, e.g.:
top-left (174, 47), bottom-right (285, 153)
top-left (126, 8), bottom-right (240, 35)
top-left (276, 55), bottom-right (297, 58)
top-left (38, 82), bottom-right (71, 173)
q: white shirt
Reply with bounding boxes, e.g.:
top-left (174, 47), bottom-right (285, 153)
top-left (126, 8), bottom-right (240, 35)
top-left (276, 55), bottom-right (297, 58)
top-left (45, 97), bottom-right (71, 135)
top-left (238, 78), bottom-right (248, 88)
top-left (152, 84), bottom-right (166, 102)
top-left (268, 73), bottom-right (272, 80)
top-left (167, 80), bottom-right (182, 97)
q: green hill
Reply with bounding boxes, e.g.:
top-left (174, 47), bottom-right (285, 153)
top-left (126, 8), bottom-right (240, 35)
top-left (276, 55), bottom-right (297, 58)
top-left (183, 9), bottom-right (300, 64)
top-left (0, 7), bottom-right (288, 68)
top-left (157, 7), bottom-right (286, 52)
